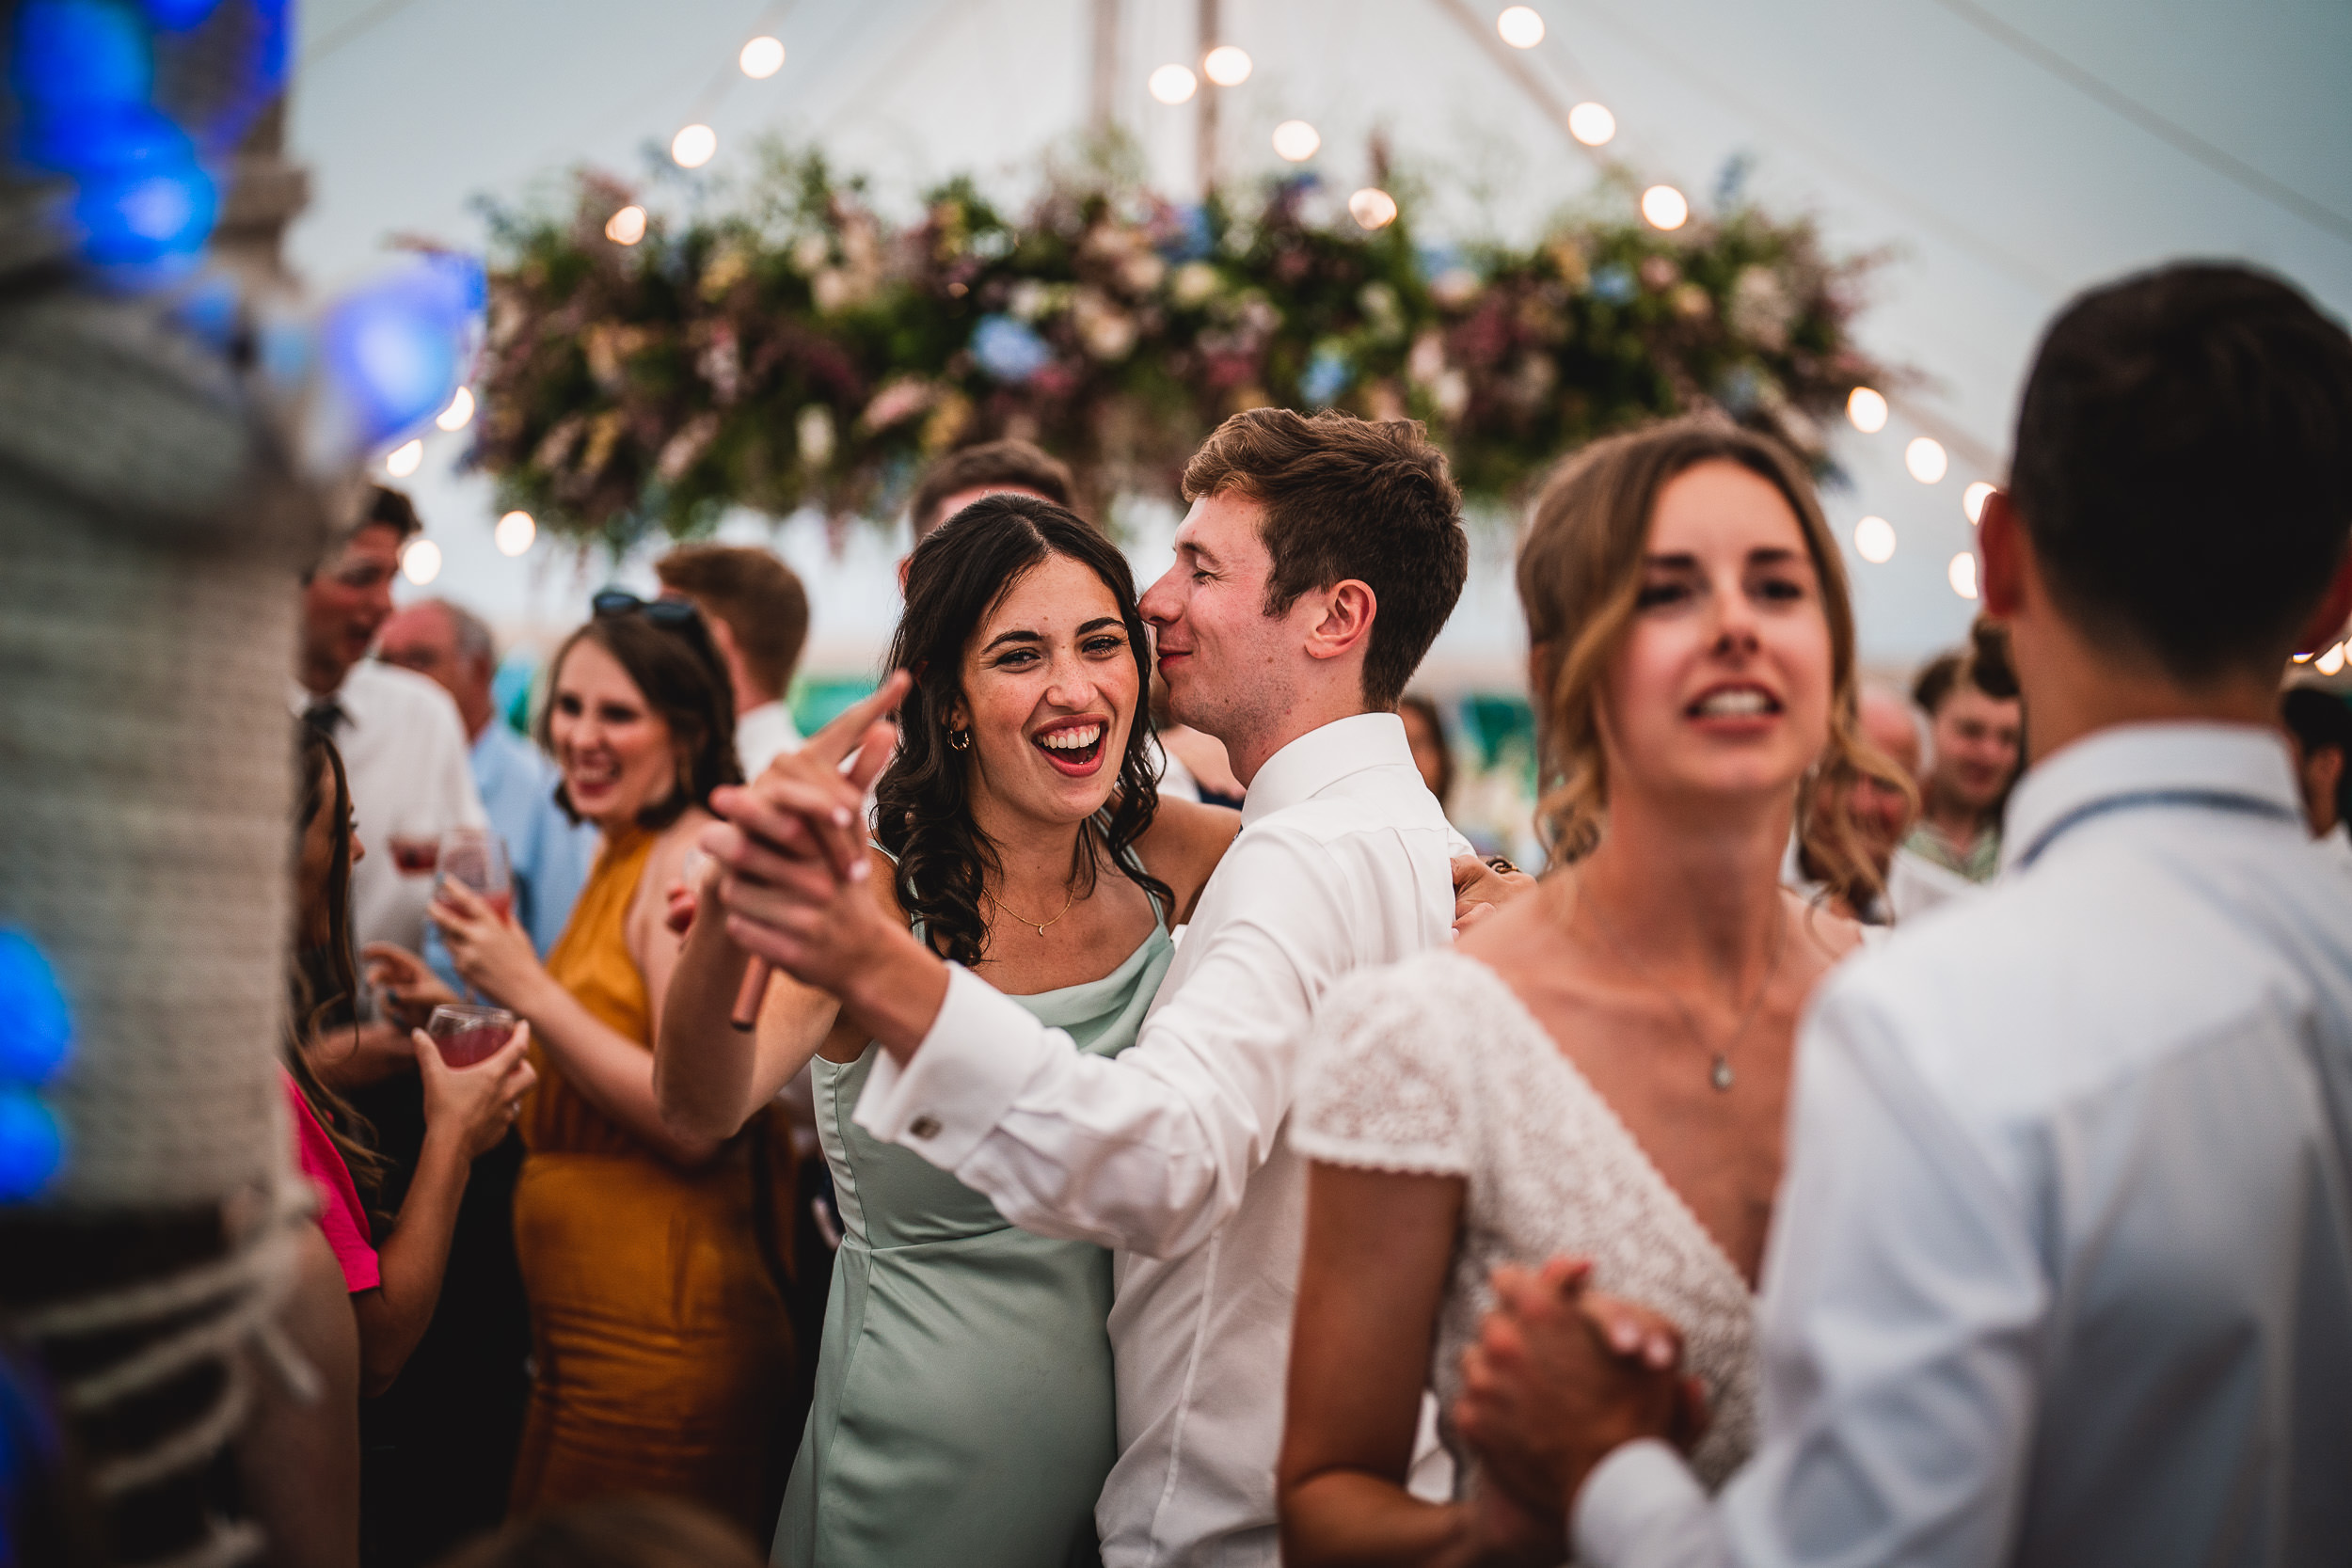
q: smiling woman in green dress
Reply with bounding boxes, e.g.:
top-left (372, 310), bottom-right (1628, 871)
top-left (657, 494), bottom-right (1236, 1567)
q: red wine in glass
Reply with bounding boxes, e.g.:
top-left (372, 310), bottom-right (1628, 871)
top-left (426, 1004), bottom-right (516, 1068)
top-left (437, 828), bottom-right (514, 920)
top-left (389, 836), bottom-right (440, 874)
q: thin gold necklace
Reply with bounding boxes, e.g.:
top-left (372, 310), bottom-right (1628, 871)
top-left (984, 879), bottom-right (1080, 938)
top-left (1575, 879), bottom-right (1788, 1092)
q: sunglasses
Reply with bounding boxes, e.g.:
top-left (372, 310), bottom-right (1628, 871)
top-left (591, 589), bottom-right (702, 631)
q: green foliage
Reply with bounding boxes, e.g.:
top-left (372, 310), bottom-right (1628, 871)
top-left (473, 145), bottom-right (1895, 548)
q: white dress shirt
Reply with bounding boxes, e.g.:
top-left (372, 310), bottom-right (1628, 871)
top-left (856, 712), bottom-right (1464, 1568)
top-left (292, 660), bottom-right (486, 954)
top-left (1576, 722), bottom-right (2352, 1568)
top-left (736, 697), bottom-right (802, 779)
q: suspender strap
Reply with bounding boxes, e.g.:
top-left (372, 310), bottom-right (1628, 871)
top-left (2012, 788), bottom-right (2300, 871)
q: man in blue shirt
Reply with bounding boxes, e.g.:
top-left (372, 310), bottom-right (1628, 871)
top-left (378, 598), bottom-right (598, 983)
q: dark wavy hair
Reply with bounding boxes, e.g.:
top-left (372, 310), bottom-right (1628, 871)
top-left (539, 606), bottom-right (743, 829)
top-left (874, 493), bottom-right (1171, 967)
top-left (286, 721), bottom-right (392, 1212)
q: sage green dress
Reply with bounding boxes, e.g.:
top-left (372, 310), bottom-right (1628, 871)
top-left (772, 912), bottom-right (1174, 1568)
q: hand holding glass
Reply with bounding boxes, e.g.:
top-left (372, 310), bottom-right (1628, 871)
top-left (438, 828), bottom-right (514, 922)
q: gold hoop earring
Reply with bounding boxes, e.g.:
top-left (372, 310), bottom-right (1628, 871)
top-left (947, 729), bottom-right (971, 752)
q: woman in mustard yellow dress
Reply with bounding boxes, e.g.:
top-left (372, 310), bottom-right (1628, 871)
top-left (425, 592), bottom-right (793, 1534)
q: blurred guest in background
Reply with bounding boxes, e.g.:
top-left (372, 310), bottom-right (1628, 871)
top-left (1903, 626), bottom-right (2022, 882)
top-left (905, 437), bottom-right (1077, 554)
top-left (656, 546), bottom-right (813, 778)
top-left (379, 598), bottom-right (599, 971)
top-left (1785, 684), bottom-right (1972, 924)
top-left (292, 485), bottom-right (487, 958)
top-left (1398, 692), bottom-right (1456, 810)
top-left (401, 594), bottom-right (793, 1535)
top-left (2282, 684), bottom-right (2351, 864)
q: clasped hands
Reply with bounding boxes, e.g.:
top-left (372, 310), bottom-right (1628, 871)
top-left (694, 673), bottom-right (914, 999)
top-left (1454, 1258), bottom-right (1711, 1552)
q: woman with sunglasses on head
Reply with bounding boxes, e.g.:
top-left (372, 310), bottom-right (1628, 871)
top-left (656, 495), bottom-right (1238, 1568)
top-left (392, 591), bottom-right (796, 1534)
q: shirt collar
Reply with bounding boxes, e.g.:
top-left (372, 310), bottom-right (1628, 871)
top-left (1239, 711), bottom-right (1417, 827)
top-left (1999, 721), bottom-right (2302, 876)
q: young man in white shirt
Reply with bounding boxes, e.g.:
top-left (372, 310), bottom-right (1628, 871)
top-left (701, 409), bottom-right (1481, 1566)
top-left (1451, 262), bottom-right (2352, 1568)
top-left (289, 486), bottom-right (487, 958)
top-left (655, 543), bottom-right (813, 778)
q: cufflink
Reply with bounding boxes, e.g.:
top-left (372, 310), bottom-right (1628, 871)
top-left (909, 1115), bottom-right (941, 1139)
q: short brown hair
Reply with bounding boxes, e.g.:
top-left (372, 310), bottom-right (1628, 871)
top-left (1181, 408), bottom-right (1467, 710)
top-left (363, 483), bottom-right (422, 541)
top-left (1518, 417), bottom-right (1907, 909)
top-left (1912, 619), bottom-right (2018, 716)
top-left (909, 439), bottom-right (1076, 540)
top-left (653, 544), bottom-right (810, 701)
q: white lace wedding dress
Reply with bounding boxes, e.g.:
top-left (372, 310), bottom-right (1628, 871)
top-left (1291, 948), bottom-right (1758, 1491)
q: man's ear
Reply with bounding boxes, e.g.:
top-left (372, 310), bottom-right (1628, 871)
top-left (1977, 490), bottom-right (2026, 620)
top-left (1303, 579), bottom-right (1377, 664)
top-left (2292, 547), bottom-right (2352, 658)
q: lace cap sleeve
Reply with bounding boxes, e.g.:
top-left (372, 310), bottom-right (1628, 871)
top-left (1291, 955), bottom-right (1478, 1177)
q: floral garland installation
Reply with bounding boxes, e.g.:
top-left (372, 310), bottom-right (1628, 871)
top-left (475, 144), bottom-right (1894, 546)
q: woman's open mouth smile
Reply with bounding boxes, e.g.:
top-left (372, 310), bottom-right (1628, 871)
top-left (1032, 719), bottom-right (1109, 777)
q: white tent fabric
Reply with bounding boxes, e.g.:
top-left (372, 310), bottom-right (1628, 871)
top-left (285, 0), bottom-right (2352, 676)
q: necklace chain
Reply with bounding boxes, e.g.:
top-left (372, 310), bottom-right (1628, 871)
top-left (983, 879), bottom-right (1080, 938)
top-left (1575, 881), bottom-right (1788, 1092)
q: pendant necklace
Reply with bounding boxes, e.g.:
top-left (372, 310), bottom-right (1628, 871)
top-left (984, 879), bottom-right (1080, 938)
top-left (1577, 882), bottom-right (1788, 1092)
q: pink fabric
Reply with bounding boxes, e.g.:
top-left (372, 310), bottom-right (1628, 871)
top-left (281, 1069), bottom-right (381, 1293)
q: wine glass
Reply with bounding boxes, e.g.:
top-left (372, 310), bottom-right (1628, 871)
top-left (425, 1003), bottom-right (517, 1068)
top-left (438, 828), bottom-right (514, 923)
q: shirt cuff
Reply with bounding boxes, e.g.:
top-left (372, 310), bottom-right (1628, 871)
top-left (1572, 1439), bottom-right (1712, 1568)
top-left (853, 963), bottom-right (1059, 1168)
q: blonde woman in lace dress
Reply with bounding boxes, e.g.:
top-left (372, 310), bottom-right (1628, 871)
top-left (1277, 419), bottom-right (1908, 1565)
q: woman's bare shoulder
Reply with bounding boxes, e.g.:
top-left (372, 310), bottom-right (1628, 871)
top-left (1137, 795), bottom-right (1243, 916)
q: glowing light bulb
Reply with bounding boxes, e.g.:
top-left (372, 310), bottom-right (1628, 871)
top-left (1853, 515), bottom-right (1896, 563)
top-left (1846, 386), bottom-right (1888, 434)
top-left (435, 386), bottom-right (474, 432)
top-left (1202, 45), bottom-right (1251, 86)
top-left (1348, 187), bottom-right (1400, 230)
top-left (1149, 64), bottom-right (1199, 104)
top-left (1948, 552), bottom-right (1979, 600)
top-left (1963, 481), bottom-right (1994, 524)
top-left (2319, 642), bottom-right (2347, 676)
top-left (1272, 120), bottom-right (1321, 162)
top-left (1641, 184), bottom-right (1689, 230)
top-left (401, 538), bottom-right (441, 586)
top-left (739, 36), bottom-right (785, 78)
top-left (386, 438), bottom-right (423, 478)
top-left (1905, 436), bottom-right (1948, 484)
top-left (495, 511), bottom-right (536, 557)
top-left (671, 124), bottom-right (718, 168)
top-left (605, 205), bottom-right (646, 245)
top-left (1497, 6), bottom-right (1546, 47)
top-left (1567, 102), bottom-right (1615, 146)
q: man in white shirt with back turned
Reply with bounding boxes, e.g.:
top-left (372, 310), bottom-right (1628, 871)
top-left (707, 408), bottom-right (1485, 1566)
top-left (1452, 263), bottom-right (2352, 1568)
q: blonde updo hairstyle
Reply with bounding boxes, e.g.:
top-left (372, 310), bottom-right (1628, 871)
top-left (1518, 417), bottom-right (1912, 911)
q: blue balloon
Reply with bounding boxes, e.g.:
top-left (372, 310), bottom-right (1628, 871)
top-left (11, 0), bottom-right (151, 118)
top-left (0, 932), bottom-right (72, 1087)
top-left (319, 258), bottom-right (484, 447)
top-left (0, 1089), bottom-right (64, 1203)
top-left (141, 0), bottom-right (222, 29)
top-left (971, 314), bottom-right (1052, 385)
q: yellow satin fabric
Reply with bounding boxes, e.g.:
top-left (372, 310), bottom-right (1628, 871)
top-left (510, 824), bottom-right (795, 1536)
